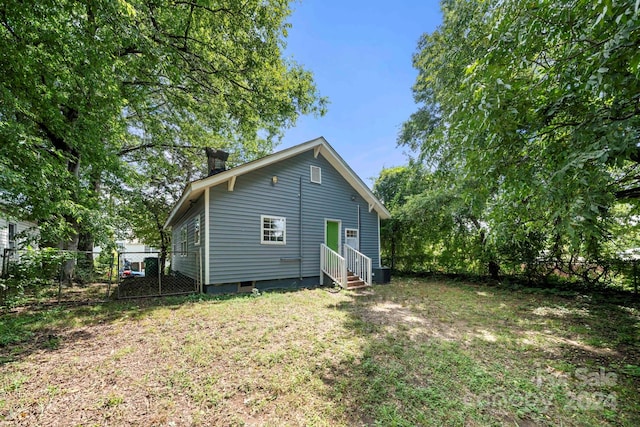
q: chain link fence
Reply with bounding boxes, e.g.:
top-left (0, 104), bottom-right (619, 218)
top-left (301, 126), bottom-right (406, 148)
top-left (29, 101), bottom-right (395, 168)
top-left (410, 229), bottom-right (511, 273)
top-left (0, 248), bottom-right (115, 308)
top-left (1, 248), bottom-right (201, 307)
top-left (383, 254), bottom-right (640, 293)
top-left (115, 251), bottom-right (199, 299)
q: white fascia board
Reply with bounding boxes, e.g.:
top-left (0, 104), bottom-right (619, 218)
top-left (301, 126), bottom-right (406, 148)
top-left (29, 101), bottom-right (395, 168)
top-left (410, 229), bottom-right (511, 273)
top-left (165, 136), bottom-right (391, 228)
top-left (191, 137), bottom-right (325, 193)
top-left (166, 137), bottom-right (326, 228)
top-left (164, 185), bottom-right (193, 229)
top-left (318, 141), bottom-right (392, 219)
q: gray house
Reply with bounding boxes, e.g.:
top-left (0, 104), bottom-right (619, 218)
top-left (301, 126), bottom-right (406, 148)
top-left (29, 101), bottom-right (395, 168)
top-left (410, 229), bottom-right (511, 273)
top-left (164, 137), bottom-right (391, 294)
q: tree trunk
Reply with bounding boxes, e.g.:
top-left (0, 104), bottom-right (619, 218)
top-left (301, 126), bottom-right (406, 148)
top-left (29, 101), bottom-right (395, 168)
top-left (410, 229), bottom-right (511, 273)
top-left (389, 220), bottom-right (397, 270)
top-left (76, 176), bottom-right (101, 281)
top-left (159, 230), bottom-right (169, 276)
top-left (488, 261), bottom-right (500, 279)
top-left (39, 110), bottom-right (83, 283)
top-left (78, 231), bottom-right (94, 282)
top-left (153, 212), bottom-right (171, 276)
top-left (60, 220), bottom-right (80, 284)
top-left (475, 221), bottom-right (500, 279)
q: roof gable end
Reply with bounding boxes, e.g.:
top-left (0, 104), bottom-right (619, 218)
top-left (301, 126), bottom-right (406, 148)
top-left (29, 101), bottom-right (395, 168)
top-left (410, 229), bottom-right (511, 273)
top-left (164, 137), bottom-right (391, 228)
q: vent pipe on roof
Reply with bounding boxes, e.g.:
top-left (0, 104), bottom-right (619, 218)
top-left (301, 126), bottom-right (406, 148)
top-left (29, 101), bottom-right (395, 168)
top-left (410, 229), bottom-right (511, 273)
top-left (205, 148), bottom-right (229, 176)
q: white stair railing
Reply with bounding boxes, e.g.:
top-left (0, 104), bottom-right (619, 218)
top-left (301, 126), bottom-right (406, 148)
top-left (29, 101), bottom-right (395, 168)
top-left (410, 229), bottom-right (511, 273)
top-left (320, 244), bottom-right (347, 288)
top-left (344, 244), bottom-right (372, 286)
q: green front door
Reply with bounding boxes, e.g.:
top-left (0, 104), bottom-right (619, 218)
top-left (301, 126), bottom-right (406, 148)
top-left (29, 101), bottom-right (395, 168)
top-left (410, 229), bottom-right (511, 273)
top-left (325, 220), bottom-right (340, 253)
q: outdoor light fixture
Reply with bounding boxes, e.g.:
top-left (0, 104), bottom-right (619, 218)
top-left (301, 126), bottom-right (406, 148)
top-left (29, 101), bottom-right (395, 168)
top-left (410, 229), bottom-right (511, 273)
top-left (351, 195), bottom-right (356, 201)
top-left (272, 176), bottom-right (278, 185)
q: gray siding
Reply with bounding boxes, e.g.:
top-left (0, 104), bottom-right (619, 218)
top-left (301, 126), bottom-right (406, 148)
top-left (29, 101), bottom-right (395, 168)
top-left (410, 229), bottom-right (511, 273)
top-left (208, 150), bottom-right (380, 285)
top-left (171, 195), bottom-right (204, 281)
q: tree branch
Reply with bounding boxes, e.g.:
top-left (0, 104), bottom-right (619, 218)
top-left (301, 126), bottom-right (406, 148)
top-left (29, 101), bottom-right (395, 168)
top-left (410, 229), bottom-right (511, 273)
top-left (615, 187), bottom-right (640, 200)
top-left (119, 143), bottom-right (205, 156)
top-left (172, 1), bottom-right (236, 16)
top-left (0, 10), bottom-right (19, 39)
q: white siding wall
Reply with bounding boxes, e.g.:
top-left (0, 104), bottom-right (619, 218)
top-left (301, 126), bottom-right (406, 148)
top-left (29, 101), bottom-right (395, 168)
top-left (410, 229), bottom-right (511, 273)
top-left (94, 241), bottom-right (160, 271)
top-left (0, 217), bottom-right (38, 254)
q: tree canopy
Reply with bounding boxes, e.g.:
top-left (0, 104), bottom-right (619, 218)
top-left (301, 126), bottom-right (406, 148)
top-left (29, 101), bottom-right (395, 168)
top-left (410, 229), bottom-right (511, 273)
top-left (395, 0), bottom-right (640, 274)
top-left (0, 0), bottom-right (325, 252)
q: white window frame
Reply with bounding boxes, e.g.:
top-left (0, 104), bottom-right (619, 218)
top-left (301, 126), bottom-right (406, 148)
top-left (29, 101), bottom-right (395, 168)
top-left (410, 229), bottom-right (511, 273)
top-left (180, 226), bottom-right (187, 256)
top-left (345, 229), bottom-right (358, 238)
top-left (194, 216), bottom-right (201, 246)
top-left (310, 165), bottom-right (322, 184)
top-left (345, 228), bottom-right (359, 251)
top-left (261, 215), bottom-right (286, 245)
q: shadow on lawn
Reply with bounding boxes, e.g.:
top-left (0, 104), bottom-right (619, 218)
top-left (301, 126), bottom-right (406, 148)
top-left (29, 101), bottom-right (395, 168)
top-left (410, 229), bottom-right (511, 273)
top-left (323, 279), bottom-right (640, 426)
top-left (0, 292), bottom-right (256, 364)
top-left (0, 284), bottom-right (333, 365)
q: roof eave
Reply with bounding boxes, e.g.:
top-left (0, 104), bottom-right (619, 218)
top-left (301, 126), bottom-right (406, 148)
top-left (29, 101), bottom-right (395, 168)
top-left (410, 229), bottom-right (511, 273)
top-left (164, 136), bottom-right (392, 227)
top-left (163, 184), bottom-right (193, 230)
top-left (316, 141), bottom-right (391, 219)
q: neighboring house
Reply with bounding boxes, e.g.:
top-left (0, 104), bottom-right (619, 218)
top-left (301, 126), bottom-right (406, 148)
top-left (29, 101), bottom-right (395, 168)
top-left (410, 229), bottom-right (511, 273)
top-left (0, 213), bottom-right (38, 277)
top-left (94, 240), bottom-right (159, 273)
top-left (115, 240), bottom-right (160, 274)
top-left (164, 137), bottom-right (391, 294)
top-left (618, 248), bottom-right (640, 261)
top-left (0, 215), bottom-right (38, 255)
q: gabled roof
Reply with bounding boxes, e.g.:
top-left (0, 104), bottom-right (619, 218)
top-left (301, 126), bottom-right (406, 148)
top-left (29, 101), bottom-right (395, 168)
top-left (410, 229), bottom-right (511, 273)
top-left (164, 137), bottom-right (391, 228)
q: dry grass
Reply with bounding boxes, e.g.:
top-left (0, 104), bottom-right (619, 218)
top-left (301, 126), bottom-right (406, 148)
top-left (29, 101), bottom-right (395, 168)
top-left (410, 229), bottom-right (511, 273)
top-left (1, 278), bottom-right (639, 426)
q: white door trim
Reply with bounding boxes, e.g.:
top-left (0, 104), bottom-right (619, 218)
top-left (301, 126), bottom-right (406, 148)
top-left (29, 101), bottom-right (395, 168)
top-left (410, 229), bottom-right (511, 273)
top-left (324, 218), bottom-right (342, 254)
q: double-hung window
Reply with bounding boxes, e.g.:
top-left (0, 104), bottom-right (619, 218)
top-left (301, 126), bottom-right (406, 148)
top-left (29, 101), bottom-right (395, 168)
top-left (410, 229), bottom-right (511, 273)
top-left (261, 215), bottom-right (286, 245)
top-left (180, 226), bottom-right (187, 256)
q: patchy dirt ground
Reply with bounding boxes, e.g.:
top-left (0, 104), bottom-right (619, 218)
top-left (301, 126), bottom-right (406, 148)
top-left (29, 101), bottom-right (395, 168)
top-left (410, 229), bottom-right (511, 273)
top-left (1, 289), bottom-right (361, 426)
top-left (1, 279), bottom-right (639, 426)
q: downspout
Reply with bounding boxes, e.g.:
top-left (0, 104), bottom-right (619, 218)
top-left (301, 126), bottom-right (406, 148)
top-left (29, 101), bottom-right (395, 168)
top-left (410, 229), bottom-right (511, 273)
top-left (357, 204), bottom-right (361, 250)
top-left (299, 176), bottom-right (303, 280)
top-left (378, 214), bottom-right (382, 268)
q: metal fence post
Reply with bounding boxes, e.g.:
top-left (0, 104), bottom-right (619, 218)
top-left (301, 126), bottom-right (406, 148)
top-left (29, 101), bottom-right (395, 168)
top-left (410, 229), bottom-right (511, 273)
top-left (1, 248), bottom-right (7, 278)
top-left (57, 258), bottom-right (64, 303)
top-left (116, 252), bottom-right (121, 299)
top-left (0, 249), bottom-right (6, 305)
top-left (634, 260), bottom-right (638, 295)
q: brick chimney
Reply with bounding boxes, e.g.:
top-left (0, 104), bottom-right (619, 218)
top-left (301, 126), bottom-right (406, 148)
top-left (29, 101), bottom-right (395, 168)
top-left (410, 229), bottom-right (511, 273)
top-left (205, 148), bottom-right (229, 176)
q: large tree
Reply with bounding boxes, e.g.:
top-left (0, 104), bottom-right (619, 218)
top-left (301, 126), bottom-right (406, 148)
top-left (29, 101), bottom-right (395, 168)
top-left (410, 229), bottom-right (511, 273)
top-left (401, 0), bottom-right (640, 267)
top-left (0, 0), bottom-right (325, 262)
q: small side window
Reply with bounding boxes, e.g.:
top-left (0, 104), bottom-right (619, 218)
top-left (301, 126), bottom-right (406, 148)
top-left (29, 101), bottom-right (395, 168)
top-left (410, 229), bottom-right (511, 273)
top-left (194, 216), bottom-right (201, 246)
top-left (310, 165), bottom-right (322, 184)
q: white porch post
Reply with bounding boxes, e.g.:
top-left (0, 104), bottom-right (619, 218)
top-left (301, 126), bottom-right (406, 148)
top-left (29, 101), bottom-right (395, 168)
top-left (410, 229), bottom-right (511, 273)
top-left (319, 244), bottom-right (324, 285)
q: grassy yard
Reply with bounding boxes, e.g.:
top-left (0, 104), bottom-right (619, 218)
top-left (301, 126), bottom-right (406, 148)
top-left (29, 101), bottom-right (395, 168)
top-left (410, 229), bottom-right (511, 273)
top-left (1, 278), bottom-right (639, 426)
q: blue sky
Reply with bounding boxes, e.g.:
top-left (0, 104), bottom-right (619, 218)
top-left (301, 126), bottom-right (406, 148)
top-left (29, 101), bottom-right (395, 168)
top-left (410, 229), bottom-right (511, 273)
top-left (280, 0), bottom-right (443, 186)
